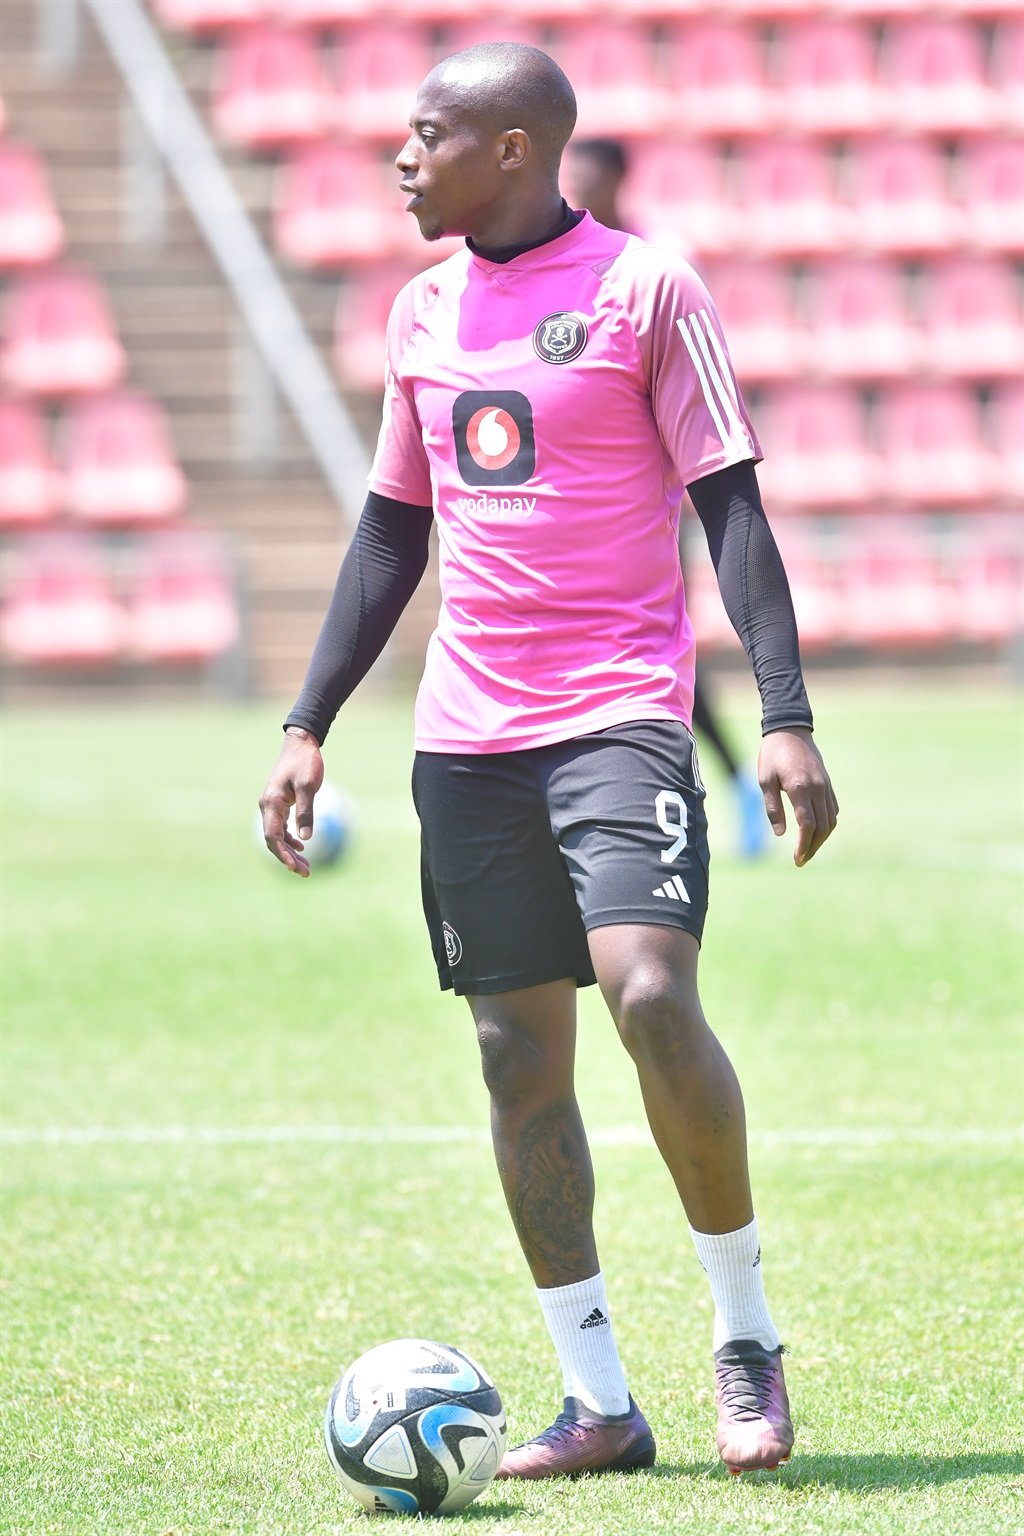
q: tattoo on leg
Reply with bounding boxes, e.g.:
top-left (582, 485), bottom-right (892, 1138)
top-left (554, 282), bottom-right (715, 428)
top-left (510, 1100), bottom-right (598, 1282)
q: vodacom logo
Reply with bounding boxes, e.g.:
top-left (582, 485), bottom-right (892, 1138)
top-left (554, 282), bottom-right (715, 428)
top-left (453, 389), bottom-right (535, 487)
top-left (465, 406), bottom-right (521, 472)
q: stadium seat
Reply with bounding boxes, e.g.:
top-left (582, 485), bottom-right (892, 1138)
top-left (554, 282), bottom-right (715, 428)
top-left (957, 138), bottom-right (1024, 256)
top-left (550, 22), bottom-right (672, 138)
top-left (0, 398), bottom-right (65, 527)
top-left (920, 259), bottom-right (1023, 381)
top-left (666, 22), bottom-right (776, 138)
top-left (756, 383), bottom-right (880, 511)
top-left (881, 19), bottom-right (998, 136)
top-left (125, 529), bottom-right (240, 664)
top-left (0, 141), bottom-right (66, 270)
top-left (846, 139), bottom-right (963, 255)
top-left (273, 141), bottom-right (403, 267)
top-left (0, 532), bottom-right (126, 665)
top-left (991, 19), bottom-right (1024, 135)
top-left (952, 521), bottom-right (1024, 645)
top-left (442, 20), bottom-right (549, 54)
top-left (622, 142), bottom-right (735, 258)
top-left (988, 381), bottom-right (1024, 507)
top-left (735, 140), bottom-right (847, 256)
top-left (0, 268), bottom-right (126, 398)
top-left (152, 0), bottom-right (268, 32)
top-left (773, 20), bottom-right (883, 137)
top-left (876, 382), bottom-right (997, 507)
top-left (701, 261), bottom-right (803, 383)
top-left (275, 0), bottom-right (408, 25)
top-left (840, 521), bottom-right (951, 649)
top-left (211, 25), bottom-right (334, 150)
top-left (60, 391), bottom-right (188, 526)
top-left (806, 259), bottom-right (919, 380)
top-left (331, 23), bottom-right (437, 142)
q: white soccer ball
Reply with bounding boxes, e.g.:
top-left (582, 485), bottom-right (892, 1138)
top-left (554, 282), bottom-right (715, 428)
top-left (324, 1338), bottom-right (506, 1516)
top-left (257, 779), bottom-right (353, 869)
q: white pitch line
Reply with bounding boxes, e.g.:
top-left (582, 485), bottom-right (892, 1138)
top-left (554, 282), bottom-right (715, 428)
top-left (0, 1125), bottom-right (1020, 1149)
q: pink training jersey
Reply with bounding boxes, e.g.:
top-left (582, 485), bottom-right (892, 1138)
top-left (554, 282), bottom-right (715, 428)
top-left (369, 211), bottom-right (761, 754)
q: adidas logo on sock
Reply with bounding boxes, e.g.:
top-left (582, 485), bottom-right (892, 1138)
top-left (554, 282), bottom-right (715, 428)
top-left (579, 1307), bottom-right (609, 1330)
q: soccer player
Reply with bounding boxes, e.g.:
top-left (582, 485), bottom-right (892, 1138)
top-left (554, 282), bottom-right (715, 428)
top-left (566, 135), bottom-right (768, 860)
top-left (260, 43), bottom-right (838, 1480)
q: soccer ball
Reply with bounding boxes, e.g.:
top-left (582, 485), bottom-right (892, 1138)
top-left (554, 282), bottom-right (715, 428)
top-left (257, 779), bottom-right (353, 869)
top-left (324, 1338), bottom-right (506, 1516)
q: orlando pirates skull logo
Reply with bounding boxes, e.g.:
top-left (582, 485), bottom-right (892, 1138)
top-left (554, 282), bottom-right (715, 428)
top-left (532, 312), bottom-right (589, 365)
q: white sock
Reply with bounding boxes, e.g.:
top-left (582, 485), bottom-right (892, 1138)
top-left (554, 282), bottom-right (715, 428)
top-left (689, 1216), bottom-right (781, 1353)
top-left (535, 1271), bottom-right (631, 1417)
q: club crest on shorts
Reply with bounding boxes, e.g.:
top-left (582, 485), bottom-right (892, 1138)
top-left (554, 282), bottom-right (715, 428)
top-left (532, 312), bottom-right (588, 365)
top-left (442, 922), bottom-right (462, 966)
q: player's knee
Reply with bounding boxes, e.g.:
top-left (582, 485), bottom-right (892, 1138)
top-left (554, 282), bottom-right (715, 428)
top-left (613, 970), bottom-right (704, 1069)
top-left (474, 1017), bottom-right (552, 1109)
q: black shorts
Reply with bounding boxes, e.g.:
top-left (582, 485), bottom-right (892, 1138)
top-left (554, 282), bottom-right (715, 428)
top-left (412, 719), bottom-right (710, 996)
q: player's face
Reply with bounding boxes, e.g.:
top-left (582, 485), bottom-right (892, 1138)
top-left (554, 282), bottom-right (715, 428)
top-left (396, 79), bottom-right (506, 242)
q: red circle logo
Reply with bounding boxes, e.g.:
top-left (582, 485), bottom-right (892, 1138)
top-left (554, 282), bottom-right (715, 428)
top-left (465, 407), bottom-right (521, 471)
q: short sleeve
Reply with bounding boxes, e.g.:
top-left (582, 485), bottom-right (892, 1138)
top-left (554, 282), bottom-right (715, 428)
top-left (628, 253), bottom-right (762, 487)
top-left (367, 281), bottom-right (433, 507)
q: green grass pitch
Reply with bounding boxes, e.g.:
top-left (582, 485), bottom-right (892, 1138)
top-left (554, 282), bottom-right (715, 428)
top-left (2, 678), bottom-right (1022, 1535)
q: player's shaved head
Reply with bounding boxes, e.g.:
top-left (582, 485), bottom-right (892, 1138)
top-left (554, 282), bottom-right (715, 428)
top-left (424, 43), bottom-right (577, 178)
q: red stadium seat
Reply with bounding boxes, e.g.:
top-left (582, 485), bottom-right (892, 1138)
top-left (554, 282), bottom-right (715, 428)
top-left (957, 138), bottom-right (1024, 256)
top-left (876, 382), bottom-right (997, 507)
top-left (846, 139), bottom-right (962, 256)
top-left (0, 398), bottom-right (64, 527)
top-left (701, 261), bottom-right (803, 383)
top-left (756, 383), bottom-right (880, 511)
top-left (666, 22), bottom-right (776, 138)
top-left (442, 20), bottom-right (549, 54)
top-left (840, 522), bottom-right (951, 649)
top-left (991, 19), bottom-right (1024, 135)
top-left (60, 391), bottom-right (187, 527)
top-left (0, 533), bottom-right (125, 665)
top-left (211, 25), bottom-right (334, 150)
top-left (152, 0), bottom-right (268, 31)
top-left (622, 142), bottom-right (736, 258)
top-left (0, 268), bottom-right (126, 398)
top-left (125, 529), bottom-right (240, 664)
top-left (920, 258), bottom-right (1023, 381)
top-left (331, 23), bottom-right (437, 142)
top-left (0, 141), bottom-right (66, 270)
top-left (273, 141), bottom-right (403, 267)
top-left (274, 0), bottom-right (404, 25)
top-left (735, 140), bottom-right (847, 256)
top-left (952, 521), bottom-right (1024, 645)
top-left (988, 381), bottom-right (1024, 507)
top-left (806, 259), bottom-right (919, 381)
top-left (773, 20), bottom-right (883, 137)
top-left (881, 19), bottom-right (998, 136)
top-left (550, 22), bottom-right (672, 138)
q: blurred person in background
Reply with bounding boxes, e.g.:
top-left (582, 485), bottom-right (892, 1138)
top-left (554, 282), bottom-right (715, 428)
top-left (261, 42), bottom-right (837, 1484)
top-left (567, 136), bottom-right (768, 860)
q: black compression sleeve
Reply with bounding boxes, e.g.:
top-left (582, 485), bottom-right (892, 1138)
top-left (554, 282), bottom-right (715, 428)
top-left (283, 492), bottom-right (433, 745)
top-left (687, 460), bottom-right (814, 736)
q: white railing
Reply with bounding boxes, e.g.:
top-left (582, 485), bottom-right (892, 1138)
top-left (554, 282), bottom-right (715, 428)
top-left (76, 0), bottom-right (370, 528)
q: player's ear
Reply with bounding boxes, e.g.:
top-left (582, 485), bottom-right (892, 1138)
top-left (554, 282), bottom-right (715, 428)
top-left (499, 129), bottom-right (530, 170)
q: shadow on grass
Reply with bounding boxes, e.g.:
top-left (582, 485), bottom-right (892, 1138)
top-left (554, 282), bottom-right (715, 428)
top-left (653, 1453), bottom-right (1024, 1490)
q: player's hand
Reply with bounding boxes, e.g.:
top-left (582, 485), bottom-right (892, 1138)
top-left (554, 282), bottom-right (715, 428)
top-left (758, 727), bottom-right (838, 868)
top-left (259, 727), bottom-right (324, 877)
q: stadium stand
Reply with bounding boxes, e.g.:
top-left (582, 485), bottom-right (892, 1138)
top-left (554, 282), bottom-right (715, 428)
top-left (881, 18), bottom-right (1000, 136)
top-left (152, 0), bottom-right (266, 33)
top-left (273, 140), bottom-right (404, 268)
top-left (623, 141), bottom-right (735, 258)
top-left (920, 258), bottom-right (1023, 381)
top-left (806, 259), bottom-right (920, 381)
top-left (736, 139), bottom-right (848, 256)
top-left (958, 137), bottom-right (1024, 256)
top-left (666, 20), bottom-right (777, 137)
top-left (840, 521), bottom-right (950, 649)
top-left (845, 138), bottom-right (964, 255)
top-left (330, 23), bottom-right (438, 142)
top-left (877, 382), bottom-right (999, 508)
top-left (550, 20), bottom-right (673, 138)
top-left (755, 383), bottom-right (881, 512)
top-left (773, 19), bottom-right (883, 138)
top-left (701, 261), bottom-right (803, 382)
